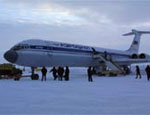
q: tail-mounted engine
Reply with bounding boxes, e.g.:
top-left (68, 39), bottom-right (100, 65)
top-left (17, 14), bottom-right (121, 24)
top-left (139, 53), bottom-right (146, 59)
top-left (131, 53), bottom-right (147, 59)
top-left (131, 54), bottom-right (138, 59)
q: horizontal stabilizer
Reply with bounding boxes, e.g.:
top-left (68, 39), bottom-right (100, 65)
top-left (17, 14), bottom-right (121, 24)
top-left (123, 32), bottom-right (134, 36)
top-left (123, 29), bottom-right (150, 36)
top-left (138, 31), bottom-right (150, 34)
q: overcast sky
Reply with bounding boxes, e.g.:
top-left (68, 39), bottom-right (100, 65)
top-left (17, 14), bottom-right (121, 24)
top-left (1, 0), bottom-right (150, 63)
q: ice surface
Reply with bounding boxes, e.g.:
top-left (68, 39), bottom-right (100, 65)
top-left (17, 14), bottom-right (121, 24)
top-left (0, 68), bottom-right (150, 114)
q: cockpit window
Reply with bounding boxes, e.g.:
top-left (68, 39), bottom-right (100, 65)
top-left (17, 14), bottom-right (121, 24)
top-left (11, 44), bottom-right (29, 51)
top-left (13, 46), bottom-right (24, 50)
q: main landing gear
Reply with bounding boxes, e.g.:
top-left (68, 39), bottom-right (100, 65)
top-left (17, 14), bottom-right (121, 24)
top-left (31, 67), bottom-right (39, 80)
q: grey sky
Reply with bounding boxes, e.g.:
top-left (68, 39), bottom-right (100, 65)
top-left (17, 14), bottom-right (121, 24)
top-left (1, 0), bottom-right (150, 63)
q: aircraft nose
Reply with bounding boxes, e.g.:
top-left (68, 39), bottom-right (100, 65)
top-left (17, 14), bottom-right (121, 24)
top-left (4, 50), bottom-right (18, 63)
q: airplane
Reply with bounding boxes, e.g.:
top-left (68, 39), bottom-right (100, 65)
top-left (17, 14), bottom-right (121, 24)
top-left (3, 29), bottom-right (150, 79)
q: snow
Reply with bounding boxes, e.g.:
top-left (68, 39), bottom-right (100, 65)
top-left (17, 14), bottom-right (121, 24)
top-left (0, 68), bottom-right (150, 114)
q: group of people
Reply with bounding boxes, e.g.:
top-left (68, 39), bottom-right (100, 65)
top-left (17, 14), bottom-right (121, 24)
top-left (50, 66), bottom-right (70, 81)
top-left (41, 66), bottom-right (95, 82)
top-left (41, 65), bottom-right (150, 82)
top-left (41, 66), bottom-right (70, 81)
top-left (136, 65), bottom-right (150, 81)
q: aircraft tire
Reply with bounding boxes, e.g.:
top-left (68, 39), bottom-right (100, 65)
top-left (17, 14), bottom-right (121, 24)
top-left (14, 77), bottom-right (20, 81)
top-left (31, 74), bottom-right (39, 80)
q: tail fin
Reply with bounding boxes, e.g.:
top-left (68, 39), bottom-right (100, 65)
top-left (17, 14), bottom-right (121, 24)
top-left (123, 29), bottom-right (150, 54)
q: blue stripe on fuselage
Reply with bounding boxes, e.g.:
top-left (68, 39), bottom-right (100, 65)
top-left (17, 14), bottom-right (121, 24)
top-left (19, 45), bottom-right (130, 57)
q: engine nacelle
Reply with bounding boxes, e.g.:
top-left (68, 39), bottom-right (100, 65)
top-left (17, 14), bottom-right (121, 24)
top-left (131, 54), bottom-right (138, 59)
top-left (139, 53), bottom-right (146, 59)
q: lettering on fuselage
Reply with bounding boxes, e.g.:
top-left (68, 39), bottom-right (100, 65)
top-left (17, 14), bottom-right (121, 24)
top-left (52, 42), bottom-right (90, 50)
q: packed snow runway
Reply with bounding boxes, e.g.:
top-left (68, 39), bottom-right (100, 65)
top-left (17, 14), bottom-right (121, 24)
top-left (0, 68), bottom-right (150, 114)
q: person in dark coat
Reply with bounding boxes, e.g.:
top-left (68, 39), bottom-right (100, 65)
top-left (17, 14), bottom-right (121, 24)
top-left (87, 66), bottom-right (93, 82)
top-left (50, 67), bottom-right (58, 80)
top-left (64, 66), bottom-right (70, 81)
top-left (136, 65), bottom-right (141, 79)
top-left (145, 65), bottom-right (150, 81)
top-left (57, 67), bottom-right (64, 81)
top-left (41, 67), bottom-right (47, 81)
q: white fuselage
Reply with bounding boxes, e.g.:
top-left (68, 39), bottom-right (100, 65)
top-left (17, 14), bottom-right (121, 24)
top-left (6, 39), bottom-right (132, 67)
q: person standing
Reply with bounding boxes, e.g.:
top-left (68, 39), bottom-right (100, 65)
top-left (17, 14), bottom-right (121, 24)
top-left (64, 66), bottom-right (70, 81)
top-left (58, 67), bottom-right (64, 81)
top-left (145, 65), bottom-right (150, 81)
top-left (50, 67), bottom-right (58, 80)
top-left (41, 67), bottom-right (47, 81)
top-left (87, 67), bottom-right (93, 82)
top-left (135, 65), bottom-right (141, 79)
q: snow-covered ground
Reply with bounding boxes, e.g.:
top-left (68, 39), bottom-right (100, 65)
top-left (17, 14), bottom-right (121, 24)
top-left (0, 68), bottom-right (150, 114)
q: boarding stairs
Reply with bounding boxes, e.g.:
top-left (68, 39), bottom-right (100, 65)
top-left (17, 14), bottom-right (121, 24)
top-left (93, 54), bottom-right (126, 75)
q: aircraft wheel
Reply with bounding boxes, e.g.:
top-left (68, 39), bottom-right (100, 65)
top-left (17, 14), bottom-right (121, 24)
top-left (31, 74), bottom-right (39, 80)
top-left (14, 77), bottom-right (20, 81)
